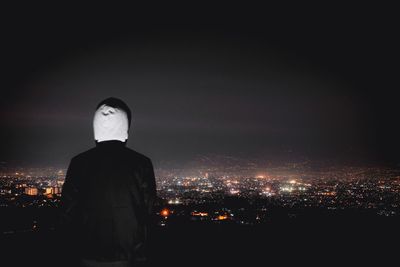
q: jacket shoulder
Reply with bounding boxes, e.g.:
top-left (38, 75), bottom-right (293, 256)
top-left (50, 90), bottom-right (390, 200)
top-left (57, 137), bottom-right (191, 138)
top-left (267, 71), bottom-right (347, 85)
top-left (69, 146), bottom-right (152, 166)
top-left (69, 147), bottom-right (97, 162)
top-left (124, 147), bottom-right (152, 164)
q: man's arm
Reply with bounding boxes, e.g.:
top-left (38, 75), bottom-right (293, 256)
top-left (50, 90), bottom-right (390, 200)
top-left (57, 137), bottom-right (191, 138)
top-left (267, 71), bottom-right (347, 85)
top-left (142, 158), bottom-right (157, 219)
top-left (59, 157), bottom-right (81, 232)
top-left (57, 157), bottom-right (82, 263)
top-left (133, 158), bottom-right (157, 264)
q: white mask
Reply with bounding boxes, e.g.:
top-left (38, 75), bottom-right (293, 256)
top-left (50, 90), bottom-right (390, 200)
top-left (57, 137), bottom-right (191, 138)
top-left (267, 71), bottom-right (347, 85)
top-left (93, 104), bottom-right (129, 142)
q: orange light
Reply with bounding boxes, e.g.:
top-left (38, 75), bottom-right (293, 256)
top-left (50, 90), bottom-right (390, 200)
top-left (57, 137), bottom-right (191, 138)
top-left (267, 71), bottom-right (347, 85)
top-left (191, 212), bottom-right (209, 217)
top-left (161, 208), bottom-right (170, 217)
top-left (217, 215), bottom-right (228, 220)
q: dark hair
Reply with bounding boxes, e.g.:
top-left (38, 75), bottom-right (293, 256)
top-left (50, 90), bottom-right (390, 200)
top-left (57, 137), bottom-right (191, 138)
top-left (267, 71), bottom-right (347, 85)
top-left (96, 97), bottom-right (132, 128)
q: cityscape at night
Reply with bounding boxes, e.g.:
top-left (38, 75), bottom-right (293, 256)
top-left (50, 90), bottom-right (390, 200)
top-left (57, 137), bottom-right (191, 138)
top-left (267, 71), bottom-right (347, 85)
top-left (1, 159), bottom-right (399, 266)
top-left (1, 158), bottom-right (399, 234)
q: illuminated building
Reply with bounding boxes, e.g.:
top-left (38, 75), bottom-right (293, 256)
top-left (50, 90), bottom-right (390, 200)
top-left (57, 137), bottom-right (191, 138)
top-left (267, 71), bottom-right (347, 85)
top-left (25, 187), bottom-right (38, 196)
top-left (191, 211), bottom-right (209, 217)
top-left (53, 186), bottom-right (61, 194)
top-left (45, 187), bottom-right (53, 195)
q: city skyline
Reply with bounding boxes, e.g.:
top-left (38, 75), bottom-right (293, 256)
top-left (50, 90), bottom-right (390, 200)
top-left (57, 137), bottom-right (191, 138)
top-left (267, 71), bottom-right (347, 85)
top-left (1, 161), bottom-right (399, 233)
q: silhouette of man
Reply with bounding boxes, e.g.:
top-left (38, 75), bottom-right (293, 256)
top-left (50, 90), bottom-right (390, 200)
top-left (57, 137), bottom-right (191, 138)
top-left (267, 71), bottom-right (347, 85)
top-left (59, 97), bottom-right (157, 267)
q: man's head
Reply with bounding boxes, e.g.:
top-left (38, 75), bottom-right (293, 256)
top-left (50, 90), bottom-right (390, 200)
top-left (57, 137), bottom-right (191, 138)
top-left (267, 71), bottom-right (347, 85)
top-left (93, 97), bottom-right (132, 142)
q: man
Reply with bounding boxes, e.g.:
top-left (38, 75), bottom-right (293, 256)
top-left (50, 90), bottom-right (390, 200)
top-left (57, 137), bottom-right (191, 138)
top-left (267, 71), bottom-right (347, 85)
top-left (59, 97), bottom-right (157, 267)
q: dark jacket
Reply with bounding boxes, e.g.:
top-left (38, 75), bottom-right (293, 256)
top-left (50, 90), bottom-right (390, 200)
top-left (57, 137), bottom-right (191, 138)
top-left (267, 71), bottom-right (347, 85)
top-left (59, 140), bottom-right (157, 266)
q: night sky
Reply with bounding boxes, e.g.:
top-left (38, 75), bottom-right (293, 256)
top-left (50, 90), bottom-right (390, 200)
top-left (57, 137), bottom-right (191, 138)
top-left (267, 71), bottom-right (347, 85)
top-left (1, 8), bottom-right (398, 166)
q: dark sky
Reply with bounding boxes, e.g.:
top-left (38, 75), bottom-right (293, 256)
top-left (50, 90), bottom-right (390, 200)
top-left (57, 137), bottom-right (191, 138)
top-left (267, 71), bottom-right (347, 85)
top-left (1, 8), bottom-right (399, 167)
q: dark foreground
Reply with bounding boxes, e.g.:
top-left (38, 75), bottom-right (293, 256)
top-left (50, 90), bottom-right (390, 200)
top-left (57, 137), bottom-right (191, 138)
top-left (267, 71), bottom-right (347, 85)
top-left (1, 214), bottom-right (398, 267)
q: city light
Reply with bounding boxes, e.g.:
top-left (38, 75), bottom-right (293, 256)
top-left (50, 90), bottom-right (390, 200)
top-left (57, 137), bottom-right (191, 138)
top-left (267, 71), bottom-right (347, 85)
top-left (191, 211), bottom-right (209, 217)
top-left (168, 199), bottom-right (181, 205)
top-left (229, 189), bottom-right (240, 195)
top-left (0, 164), bottom-right (399, 231)
top-left (161, 208), bottom-right (170, 218)
top-left (216, 215), bottom-right (228, 221)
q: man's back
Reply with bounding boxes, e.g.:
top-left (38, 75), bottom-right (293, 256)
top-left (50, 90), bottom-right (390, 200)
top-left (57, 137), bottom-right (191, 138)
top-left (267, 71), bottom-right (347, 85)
top-left (60, 140), bottom-right (157, 266)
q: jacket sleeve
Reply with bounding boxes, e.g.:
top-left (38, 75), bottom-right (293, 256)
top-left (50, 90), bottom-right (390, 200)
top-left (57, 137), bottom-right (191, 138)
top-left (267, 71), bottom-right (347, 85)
top-left (142, 158), bottom-right (157, 219)
top-left (133, 158), bottom-right (157, 264)
top-left (59, 157), bottom-right (81, 231)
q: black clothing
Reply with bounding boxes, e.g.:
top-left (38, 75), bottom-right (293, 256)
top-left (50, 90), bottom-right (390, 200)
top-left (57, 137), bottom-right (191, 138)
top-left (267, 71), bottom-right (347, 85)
top-left (59, 140), bottom-right (157, 266)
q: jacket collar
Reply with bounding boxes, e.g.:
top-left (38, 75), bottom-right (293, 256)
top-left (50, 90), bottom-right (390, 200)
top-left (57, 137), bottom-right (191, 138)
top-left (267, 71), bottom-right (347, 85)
top-left (95, 140), bottom-right (127, 147)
